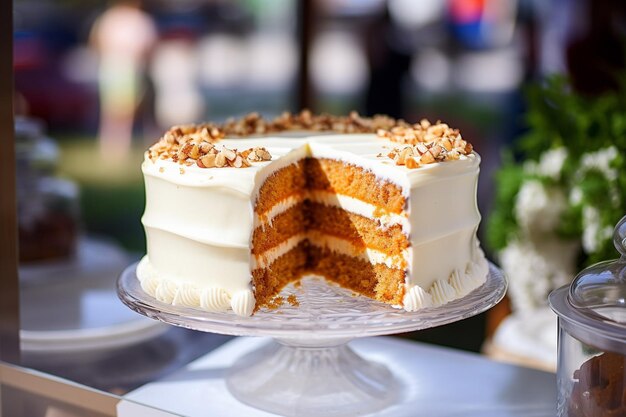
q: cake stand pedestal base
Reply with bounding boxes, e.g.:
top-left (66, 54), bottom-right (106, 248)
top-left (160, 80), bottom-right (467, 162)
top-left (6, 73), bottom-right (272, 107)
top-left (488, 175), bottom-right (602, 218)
top-left (227, 338), bottom-right (400, 417)
top-left (118, 262), bottom-right (507, 416)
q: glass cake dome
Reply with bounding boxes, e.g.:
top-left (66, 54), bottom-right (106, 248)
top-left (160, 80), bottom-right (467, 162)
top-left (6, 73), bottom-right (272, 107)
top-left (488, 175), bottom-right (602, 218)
top-left (549, 215), bottom-right (626, 417)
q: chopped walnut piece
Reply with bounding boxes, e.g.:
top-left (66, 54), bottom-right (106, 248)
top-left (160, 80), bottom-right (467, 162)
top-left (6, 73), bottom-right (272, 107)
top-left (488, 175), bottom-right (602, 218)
top-left (198, 154), bottom-right (216, 168)
top-left (405, 157), bottom-right (420, 169)
top-left (221, 148), bottom-right (237, 161)
top-left (215, 153), bottom-right (227, 167)
top-left (246, 147), bottom-right (272, 162)
top-left (398, 146), bottom-right (413, 162)
top-left (189, 144), bottom-right (200, 159)
top-left (199, 142), bottom-right (214, 154)
top-left (416, 143), bottom-right (428, 154)
top-left (429, 145), bottom-right (443, 160)
top-left (420, 151), bottom-right (435, 164)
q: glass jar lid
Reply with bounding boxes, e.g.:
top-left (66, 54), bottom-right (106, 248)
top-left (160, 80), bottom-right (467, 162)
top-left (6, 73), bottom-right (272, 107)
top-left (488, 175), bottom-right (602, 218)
top-left (549, 215), bottom-right (626, 353)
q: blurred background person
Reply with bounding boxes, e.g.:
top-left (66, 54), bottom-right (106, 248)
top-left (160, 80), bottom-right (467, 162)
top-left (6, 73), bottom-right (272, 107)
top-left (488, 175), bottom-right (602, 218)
top-left (90, 0), bottom-right (156, 160)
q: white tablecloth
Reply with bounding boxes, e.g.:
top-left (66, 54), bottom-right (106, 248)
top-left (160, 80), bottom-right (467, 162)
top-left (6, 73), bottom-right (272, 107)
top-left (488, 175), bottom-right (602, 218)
top-left (118, 336), bottom-right (556, 417)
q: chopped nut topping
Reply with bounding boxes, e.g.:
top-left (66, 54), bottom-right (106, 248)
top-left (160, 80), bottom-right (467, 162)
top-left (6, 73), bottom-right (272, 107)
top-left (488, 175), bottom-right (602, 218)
top-left (246, 147), bottom-right (272, 162)
top-left (197, 153), bottom-right (216, 168)
top-left (405, 157), bottom-right (420, 169)
top-left (379, 119), bottom-right (473, 169)
top-left (215, 152), bottom-right (226, 168)
top-left (420, 150), bottom-right (435, 164)
top-left (218, 109), bottom-right (402, 137)
top-left (147, 122), bottom-right (270, 169)
top-left (147, 121), bottom-right (225, 165)
top-left (221, 148), bottom-right (237, 161)
top-left (146, 111), bottom-right (472, 170)
top-left (233, 156), bottom-right (242, 168)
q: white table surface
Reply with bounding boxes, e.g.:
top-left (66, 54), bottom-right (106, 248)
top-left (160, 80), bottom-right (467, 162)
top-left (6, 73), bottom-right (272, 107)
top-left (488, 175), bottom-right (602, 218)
top-left (118, 336), bottom-right (556, 417)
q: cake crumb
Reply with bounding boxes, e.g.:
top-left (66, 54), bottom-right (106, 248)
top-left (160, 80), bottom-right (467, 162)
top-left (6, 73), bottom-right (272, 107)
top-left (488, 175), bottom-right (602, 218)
top-left (265, 296), bottom-right (284, 310)
top-left (287, 294), bottom-right (299, 307)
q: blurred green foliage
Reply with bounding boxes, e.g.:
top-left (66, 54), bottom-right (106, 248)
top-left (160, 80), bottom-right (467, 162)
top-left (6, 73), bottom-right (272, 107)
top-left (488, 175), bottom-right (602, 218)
top-left (487, 75), bottom-right (626, 265)
top-left (58, 139), bottom-right (146, 252)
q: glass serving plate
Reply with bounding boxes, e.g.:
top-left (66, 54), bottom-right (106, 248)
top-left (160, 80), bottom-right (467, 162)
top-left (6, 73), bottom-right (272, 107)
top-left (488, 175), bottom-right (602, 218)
top-left (118, 262), bottom-right (507, 417)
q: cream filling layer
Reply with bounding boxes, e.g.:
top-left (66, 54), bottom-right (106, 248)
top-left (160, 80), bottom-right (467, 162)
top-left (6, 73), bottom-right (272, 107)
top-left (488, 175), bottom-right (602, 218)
top-left (253, 194), bottom-right (303, 229)
top-left (250, 232), bottom-right (408, 270)
top-left (307, 191), bottom-right (410, 231)
top-left (251, 234), bottom-right (307, 270)
top-left (254, 191), bottom-right (410, 231)
top-left (307, 232), bottom-right (409, 269)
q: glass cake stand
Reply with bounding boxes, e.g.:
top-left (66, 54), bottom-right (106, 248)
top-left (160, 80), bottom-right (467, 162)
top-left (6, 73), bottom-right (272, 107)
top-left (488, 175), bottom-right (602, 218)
top-left (117, 262), bottom-right (506, 417)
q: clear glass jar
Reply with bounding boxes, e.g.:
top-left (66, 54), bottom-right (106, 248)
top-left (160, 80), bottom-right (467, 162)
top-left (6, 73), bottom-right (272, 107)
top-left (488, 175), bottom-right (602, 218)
top-left (549, 215), bottom-right (626, 417)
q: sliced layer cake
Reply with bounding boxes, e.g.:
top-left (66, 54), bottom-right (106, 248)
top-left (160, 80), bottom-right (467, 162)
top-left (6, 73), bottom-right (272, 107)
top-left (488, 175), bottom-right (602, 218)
top-left (137, 112), bottom-right (488, 316)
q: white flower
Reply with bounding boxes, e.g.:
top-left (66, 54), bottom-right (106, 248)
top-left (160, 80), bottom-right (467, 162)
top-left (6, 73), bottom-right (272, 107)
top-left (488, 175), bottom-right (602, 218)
top-left (515, 180), bottom-right (567, 234)
top-left (576, 147), bottom-right (621, 208)
top-left (580, 146), bottom-right (618, 181)
top-left (524, 147), bottom-right (568, 180)
top-left (500, 238), bottom-right (578, 313)
top-left (582, 206), bottom-right (613, 253)
top-left (569, 186), bottom-right (583, 205)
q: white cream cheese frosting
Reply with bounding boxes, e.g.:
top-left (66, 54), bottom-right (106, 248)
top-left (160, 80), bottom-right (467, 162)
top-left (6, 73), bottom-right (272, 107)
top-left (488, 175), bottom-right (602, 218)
top-left (138, 133), bottom-right (487, 316)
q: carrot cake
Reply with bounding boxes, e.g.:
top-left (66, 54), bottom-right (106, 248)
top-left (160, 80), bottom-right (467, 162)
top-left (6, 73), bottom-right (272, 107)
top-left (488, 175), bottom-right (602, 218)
top-left (137, 111), bottom-right (488, 316)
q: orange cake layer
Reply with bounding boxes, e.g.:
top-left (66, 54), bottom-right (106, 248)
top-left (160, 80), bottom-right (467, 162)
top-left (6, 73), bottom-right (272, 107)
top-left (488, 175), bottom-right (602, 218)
top-left (251, 203), bottom-right (307, 255)
top-left (305, 158), bottom-right (406, 214)
top-left (308, 245), bottom-right (406, 305)
top-left (255, 161), bottom-right (306, 215)
top-left (305, 201), bottom-right (408, 257)
top-left (252, 241), bottom-right (308, 309)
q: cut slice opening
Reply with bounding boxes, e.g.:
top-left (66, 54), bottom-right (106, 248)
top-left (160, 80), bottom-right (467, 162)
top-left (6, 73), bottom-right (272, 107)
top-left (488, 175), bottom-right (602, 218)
top-left (251, 157), bottom-right (409, 311)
